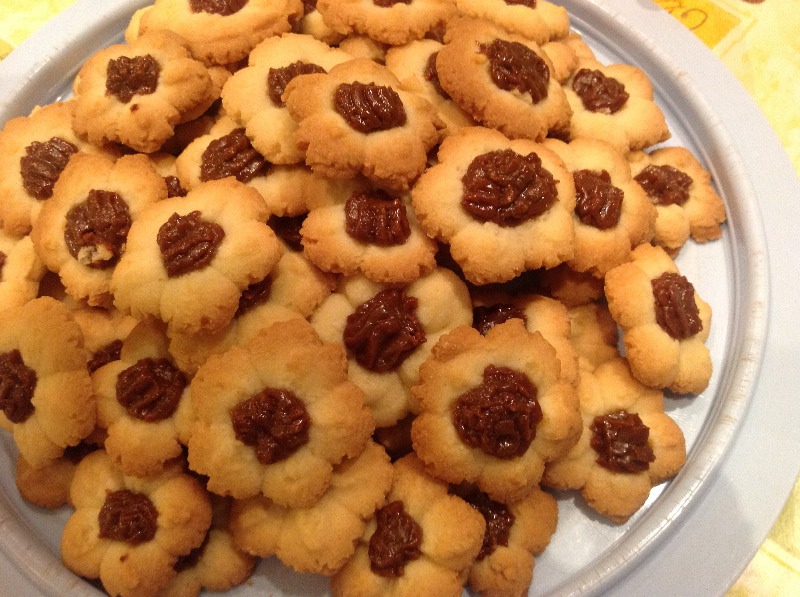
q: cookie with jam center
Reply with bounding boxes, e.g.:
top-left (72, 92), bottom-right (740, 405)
top-left (111, 177), bottom-right (283, 335)
top-left (411, 319), bottom-right (581, 503)
top-left (316, 0), bottom-right (458, 46)
top-left (411, 126), bottom-right (576, 285)
top-left (283, 58), bottom-right (444, 191)
top-left (72, 29), bottom-right (217, 153)
top-left (128, 0), bottom-right (304, 66)
top-left (31, 153), bottom-right (168, 308)
top-left (435, 17), bottom-right (573, 142)
top-left (604, 242), bottom-right (713, 394)
top-left (542, 357), bottom-right (686, 523)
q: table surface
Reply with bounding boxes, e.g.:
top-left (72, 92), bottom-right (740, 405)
top-left (0, 1), bottom-right (798, 596)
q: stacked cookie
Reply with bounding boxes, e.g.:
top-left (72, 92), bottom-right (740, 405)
top-left (0, 1), bottom-right (727, 596)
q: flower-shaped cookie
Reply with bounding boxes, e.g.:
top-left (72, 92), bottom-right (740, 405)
top-left (130, 0), bottom-right (303, 66)
top-left (175, 114), bottom-right (355, 216)
top-left (604, 242), bottom-right (712, 394)
top-left (168, 243), bottom-right (331, 374)
top-left (221, 32), bottom-right (353, 164)
top-left (411, 126), bottom-right (576, 285)
top-left (14, 441), bottom-right (98, 509)
top-left (31, 153), bottom-right (168, 308)
top-left (411, 319), bottom-right (581, 502)
top-left (0, 101), bottom-right (117, 235)
top-left (0, 230), bottom-right (46, 311)
top-left (568, 301), bottom-right (620, 372)
top-left (187, 318), bottom-right (374, 507)
top-left (60, 450), bottom-right (212, 597)
top-left (471, 291), bottom-right (580, 386)
top-left (111, 177), bottom-right (283, 335)
top-left (283, 58), bottom-right (444, 191)
top-left (450, 482), bottom-right (558, 597)
top-left (563, 58), bottom-right (670, 153)
top-left (317, 0), bottom-right (457, 45)
top-left (229, 441), bottom-right (393, 575)
top-left (543, 137), bottom-right (656, 276)
top-left (0, 297), bottom-right (96, 469)
top-left (92, 319), bottom-right (193, 477)
top-left (158, 495), bottom-right (257, 597)
top-left (384, 39), bottom-right (475, 138)
top-left (542, 358), bottom-right (686, 523)
top-left (301, 185), bottom-right (438, 283)
top-left (331, 453), bottom-right (486, 597)
top-left (629, 145), bottom-right (726, 255)
top-left (435, 18), bottom-right (572, 142)
top-left (456, 0), bottom-right (570, 44)
top-left (71, 304), bottom-right (138, 374)
top-left (310, 269), bottom-right (473, 427)
top-left (72, 30), bottom-right (216, 153)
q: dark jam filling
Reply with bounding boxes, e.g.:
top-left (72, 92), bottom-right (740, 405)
top-left (368, 500), bottom-right (423, 577)
top-left (590, 411), bottom-right (655, 473)
top-left (651, 272), bottom-right (703, 339)
top-left (333, 82), bottom-right (407, 133)
top-left (461, 149), bottom-right (557, 226)
top-left (230, 388), bottom-right (310, 464)
top-left (97, 489), bottom-right (158, 545)
top-left (342, 288), bottom-right (426, 372)
top-left (452, 365), bottom-right (542, 459)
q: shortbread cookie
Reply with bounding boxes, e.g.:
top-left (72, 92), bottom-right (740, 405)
top-left (188, 319), bottom-right (374, 507)
top-left (61, 451), bottom-right (212, 597)
top-left (111, 177), bottom-right (282, 335)
top-left (283, 58), bottom-right (444, 191)
top-left (175, 115), bottom-right (355, 216)
top-left (0, 231), bottom-right (46, 311)
top-left (31, 153), bottom-right (168, 307)
top-left (310, 268), bottom-right (472, 427)
top-left (0, 297), bottom-right (96, 469)
top-left (604, 242), bottom-right (712, 393)
top-left (336, 34), bottom-right (388, 63)
top-left (543, 137), bottom-right (656, 276)
top-left (301, 186), bottom-right (438, 283)
top-left (456, 0), bottom-right (570, 44)
top-left (72, 30), bottom-right (216, 153)
top-left (222, 33), bottom-right (353, 164)
top-left (534, 263), bottom-right (604, 307)
top-left (294, 0), bottom-right (346, 45)
top-left (629, 146), bottom-right (726, 255)
top-left (540, 38), bottom-right (580, 84)
top-left (92, 320), bottom-right (194, 478)
top-left (316, 0), bottom-right (457, 46)
top-left (563, 58), bottom-right (670, 153)
top-left (384, 39), bottom-right (475, 137)
top-left (14, 441), bottom-right (98, 509)
top-left (412, 126), bottom-right (576, 284)
top-left (411, 319), bottom-right (581, 502)
top-left (471, 292), bottom-right (580, 386)
top-left (0, 101), bottom-right (115, 235)
top-left (131, 0), bottom-right (304, 66)
top-left (330, 453), bottom-right (486, 597)
top-left (450, 482), bottom-right (558, 597)
top-left (230, 441), bottom-right (393, 574)
top-left (436, 18), bottom-right (572, 142)
top-left (542, 358), bottom-right (686, 523)
top-left (168, 242), bottom-right (332, 374)
top-left (71, 305), bottom-right (139, 374)
top-left (568, 301), bottom-right (620, 372)
top-left (158, 495), bottom-right (256, 597)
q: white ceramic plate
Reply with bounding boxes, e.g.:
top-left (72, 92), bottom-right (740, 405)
top-left (1, 1), bottom-right (799, 595)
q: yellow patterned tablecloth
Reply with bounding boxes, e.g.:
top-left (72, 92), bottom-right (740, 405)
top-left (0, 1), bottom-right (798, 595)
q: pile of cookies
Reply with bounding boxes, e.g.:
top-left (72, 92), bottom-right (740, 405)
top-left (0, 1), bottom-right (727, 595)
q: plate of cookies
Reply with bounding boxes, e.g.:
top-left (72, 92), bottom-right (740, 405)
top-left (1, 1), bottom-right (798, 596)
